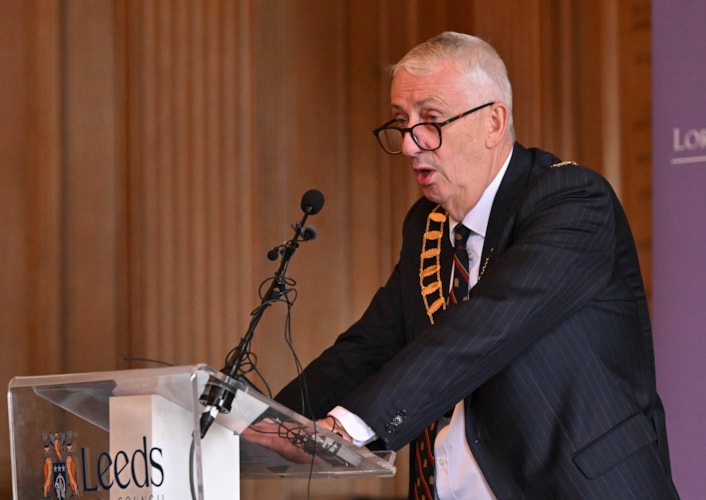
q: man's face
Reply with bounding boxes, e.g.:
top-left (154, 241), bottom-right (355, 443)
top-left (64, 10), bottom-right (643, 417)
top-left (390, 61), bottom-right (498, 220)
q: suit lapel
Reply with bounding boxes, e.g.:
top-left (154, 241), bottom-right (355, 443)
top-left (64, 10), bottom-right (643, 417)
top-left (442, 143), bottom-right (542, 291)
top-left (481, 143), bottom-right (533, 265)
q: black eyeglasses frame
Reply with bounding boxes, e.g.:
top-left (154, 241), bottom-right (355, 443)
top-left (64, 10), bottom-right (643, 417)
top-left (372, 101), bottom-right (495, 155)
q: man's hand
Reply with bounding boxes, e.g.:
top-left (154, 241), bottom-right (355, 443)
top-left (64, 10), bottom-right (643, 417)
top-left (243, 418), bottom-right (353, 465)
top-left (317, 415), bottom-right (353, 442)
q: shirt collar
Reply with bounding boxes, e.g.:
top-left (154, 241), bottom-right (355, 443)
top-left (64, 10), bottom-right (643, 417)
top-left (449, 149), bottom-right (513, 239)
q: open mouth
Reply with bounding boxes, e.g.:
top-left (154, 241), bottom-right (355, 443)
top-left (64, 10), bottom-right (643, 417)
top-left (416, 168), bottom-right (434, 184)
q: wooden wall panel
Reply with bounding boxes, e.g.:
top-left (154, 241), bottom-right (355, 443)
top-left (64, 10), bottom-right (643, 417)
top-left (121, 0), bottom-right (263, 369)
top-left (0, 0), bottom-right (653, 497)
top-left (0, 0), bottom-right (63, 489)
top-left (62, 0), bottom-right (122, 372)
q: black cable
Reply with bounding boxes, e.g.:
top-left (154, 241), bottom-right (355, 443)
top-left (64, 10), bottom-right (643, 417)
top-left (122, 356), bottom-right (175, 366)
top-left (197, 189), bottom-right (324, 492)
top-left (281, 296), bottom-right (320, 500)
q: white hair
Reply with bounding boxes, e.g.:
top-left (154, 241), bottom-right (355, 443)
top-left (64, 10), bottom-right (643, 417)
top-left (391, 32), bottom-right (514, 136)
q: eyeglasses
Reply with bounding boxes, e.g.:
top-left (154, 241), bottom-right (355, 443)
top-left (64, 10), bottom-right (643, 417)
top-left (372, 102), bottom-right (495, 155)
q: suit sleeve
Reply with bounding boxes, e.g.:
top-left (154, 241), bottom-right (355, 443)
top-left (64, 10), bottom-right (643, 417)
top-left (273, 200), bottom-right (433, 418)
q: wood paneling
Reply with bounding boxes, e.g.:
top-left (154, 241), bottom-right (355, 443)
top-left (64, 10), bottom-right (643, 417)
top-left (62, 0), bottom-right (122, 372)
top-left (1, 0), bottom-right (63, 489)
top-left (0, 0), bottom-right (652, 497)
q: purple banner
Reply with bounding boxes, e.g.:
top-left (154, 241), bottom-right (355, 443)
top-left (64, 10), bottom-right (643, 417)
top-left (652, 1), bottom-right (706, 498)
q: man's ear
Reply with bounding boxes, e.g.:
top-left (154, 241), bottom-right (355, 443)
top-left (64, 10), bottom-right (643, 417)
top-left (485, 103), bottom-right (509, 149)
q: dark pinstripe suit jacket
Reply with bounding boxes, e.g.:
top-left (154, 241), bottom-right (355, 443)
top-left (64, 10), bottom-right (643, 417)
top-left (276, 143), bottom-right (679, 499)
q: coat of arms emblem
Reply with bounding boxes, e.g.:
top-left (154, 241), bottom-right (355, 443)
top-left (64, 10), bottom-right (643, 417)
top-left (42, 431), bottom-right (80, 499)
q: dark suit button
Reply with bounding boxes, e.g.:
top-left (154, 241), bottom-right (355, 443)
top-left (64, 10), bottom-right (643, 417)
top-left (384, 410), bottom-right (407, 433)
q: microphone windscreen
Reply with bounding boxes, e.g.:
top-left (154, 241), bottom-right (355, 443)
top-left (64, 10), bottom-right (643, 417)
top-left (302, 226), bottom-right (318, 241)
top-left (301, 189), bottom-right (324, 215)
top-left (267, 247), bottom-right (280, 260)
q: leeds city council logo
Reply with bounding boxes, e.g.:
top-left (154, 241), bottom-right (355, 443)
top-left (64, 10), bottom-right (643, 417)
top-left (42, 431), bottom-right (80, 499)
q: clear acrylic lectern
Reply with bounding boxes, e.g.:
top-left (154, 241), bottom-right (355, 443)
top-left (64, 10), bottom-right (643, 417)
top-left (8, 364), bottom-right (396, 499)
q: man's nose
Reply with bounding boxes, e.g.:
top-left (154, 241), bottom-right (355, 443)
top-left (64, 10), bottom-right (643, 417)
top-left (400, 130), bottom-right (421, 157)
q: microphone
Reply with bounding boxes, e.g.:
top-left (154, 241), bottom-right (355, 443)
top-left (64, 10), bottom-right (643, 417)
top-left (199, 188), bottom-right (324, 439)
top-left (301, 188), bottom-right (324, 215)
top-left (266, 189), bottom-right (324, 260)
top-left (287, 189), bottom-right (323, 249)
top-left (302, 225), bottom-right (317, 241)
top-left (268, 226), bottom-right (317, 260)
top-left (267, 246), bottom-right (280, 261)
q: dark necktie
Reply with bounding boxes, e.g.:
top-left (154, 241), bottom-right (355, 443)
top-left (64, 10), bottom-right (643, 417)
top-left (450, 224), bottom-right (472, 305)
top-left (413, 224), bottom-right (472, 499)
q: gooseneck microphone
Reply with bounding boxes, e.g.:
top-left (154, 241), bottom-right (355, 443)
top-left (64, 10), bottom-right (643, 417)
top-left (198, 189), bottom-right (324, 439)
top-left (300, 188), bottom-right (324, 215)
top-left (267, 189), bottom-right (323, 260)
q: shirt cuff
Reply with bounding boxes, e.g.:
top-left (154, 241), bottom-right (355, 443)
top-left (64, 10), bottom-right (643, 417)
top-left (328, 406), bottom-right (378, 447)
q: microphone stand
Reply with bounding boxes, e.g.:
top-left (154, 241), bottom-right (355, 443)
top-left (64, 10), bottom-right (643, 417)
top-left (198, 204), bottom-right (320, 439)
top-left (226, 216), bottom-right (308, 379)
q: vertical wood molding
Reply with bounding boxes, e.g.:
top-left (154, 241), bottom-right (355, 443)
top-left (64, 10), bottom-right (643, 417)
top-left (62, 0), bottom-right (121, 371)
top-left (0, 0), bottom-right (63, 490)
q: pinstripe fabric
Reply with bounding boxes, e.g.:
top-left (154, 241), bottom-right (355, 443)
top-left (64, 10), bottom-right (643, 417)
top-left (275, 143), bottom-right (679, 499)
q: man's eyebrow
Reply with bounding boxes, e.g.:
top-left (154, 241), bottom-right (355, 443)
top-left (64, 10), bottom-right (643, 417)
top-left (391, 98), bottom-right (447, 114)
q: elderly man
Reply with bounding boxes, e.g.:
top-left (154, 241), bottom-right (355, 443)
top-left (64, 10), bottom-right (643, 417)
top-left (276, 32), bottom-right (679, 499)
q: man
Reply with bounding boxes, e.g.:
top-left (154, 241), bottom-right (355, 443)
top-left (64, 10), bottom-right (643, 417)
top-left (275, 32), bottom-right (679, 499)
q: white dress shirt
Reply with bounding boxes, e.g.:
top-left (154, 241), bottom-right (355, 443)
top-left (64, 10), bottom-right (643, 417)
top-left (331, 151), bottom-right (512, 499)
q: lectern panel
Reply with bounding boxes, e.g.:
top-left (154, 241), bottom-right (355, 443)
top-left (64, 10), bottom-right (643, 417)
top-left (8, 364), bottom-right (396, 499)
